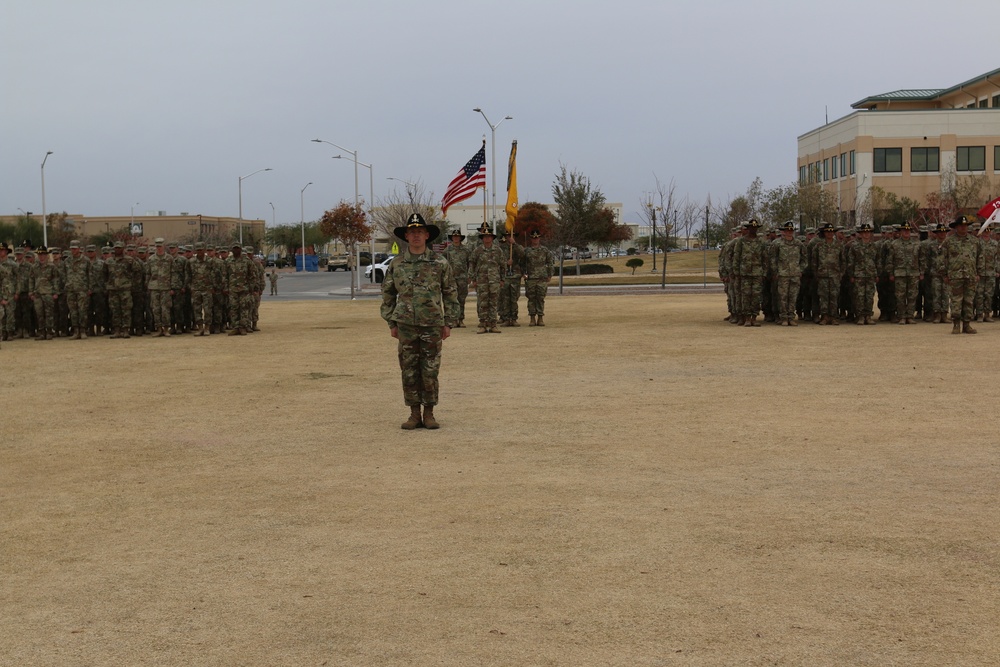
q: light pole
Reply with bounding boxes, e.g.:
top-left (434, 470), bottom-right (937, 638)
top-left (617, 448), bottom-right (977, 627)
top-left (334, 155), bottom-right (376, 286)
top-left (387, 177), bottom-right (417, 209)
top-left (313, 139), bottom-right (361, 290)
top-left (40, 151), bottom-right (53, 247)
top-left (238, 167), bottom-right (273, 245)
top-left (268, 201), bottom-right (275, 257)
top-left (300, 182), bottom-right (312, 273)
top-left (473, 108), bottom-right (512, 229)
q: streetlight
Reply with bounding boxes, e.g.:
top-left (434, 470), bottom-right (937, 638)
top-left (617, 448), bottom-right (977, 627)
top-left (334, 155), bottom-right (376, 287)
top-left (238, 167), bottom-right (273, 245)
top-left (387, 177), bottom-right (417, 208)
top-left (41, 151), bottom-right (53, 247)
top-left (300, 182), bottom-right (312, 273)
top-left (473, 108), bottom-right (513, 229)
top-left (313, 139), bottom-right (361, 290)
top-left (648, 204), bottom-right (662, 271)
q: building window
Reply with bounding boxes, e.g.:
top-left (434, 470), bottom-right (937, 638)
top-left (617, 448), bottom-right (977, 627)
top-left (823, 158), bottom-right (830, 181)
top-left (993, 94), bottom-right (1000, 108)
top-left (831, 155), bottom-right (838, 179)
top-left (957, 146), bottom-right (986, 171)
top-left (840, 152), bottom-right (847, 177)
top-left (799, 165), bottom-right (807, 184)
top-left (980, 99), bottom-right (989, 108)
top-left (995, 146), bottom-right (1000, 171)
top-left (850, 150), bottom-right (855, 175)
top-left (911, 147), bottom-right (940, 173)
top-left (874, 148), bottom-right (902, 173)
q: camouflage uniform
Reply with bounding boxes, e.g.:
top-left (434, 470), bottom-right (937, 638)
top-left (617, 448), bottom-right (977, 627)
top-left (768, 226), bottom-right (805, 324)
top-left (814, 227), bottom-right (844, 324)
top-left (847, 230), bottom-right (879, 323)
top-left (443, 236), bottom-right (471, 326)
top-left (974, 232), bottom-right (999, 321)
top-left (146, 242), bottom-right (174, 334)
top-left (887, 228), bottom-right (923, 323)
top-left (732, 221), bottom-right (767, 325)
top-left (469, 231), bottom-right (505, 332)
top-left (30, 250), bottom-right (61, 339)
top-left (188, 245), bottom-right (218, 334)
top-left (523, 241), bottom-right (554, 325)
top-left (211, 249), bottom-right (228, 333)
top-left (16, 252), bottom-right (37, 337)
top-left (268, 271), bottom-right (279, 296)
top-left (0, 248), bottom-right (15, 340)
top-left (941, 217), bottom-right (983, 332)
top-left (719, 232), bottom-right (739, 321)
top-left (497, 236), bottom-right (525, 325)
top-left (88, 247), bottom-right (109, 335)
top-left (105, 244), bottom-right (138, 338)
top-left (168, 244), bottom-right (190, 333)
top-left (63, 242), bottom-right (93, 338)
top-left (226, 247), bottom-right (256, 334)
top-left (250, 251), bottom-right (264, 330)
top-left (924, 228), bottom-right (950, 323)
top-left (381, 248), bottom-right (460, 409)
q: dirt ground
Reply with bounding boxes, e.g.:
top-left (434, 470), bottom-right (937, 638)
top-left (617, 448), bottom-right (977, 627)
top-left (3, 294), bottom-right (998, 666)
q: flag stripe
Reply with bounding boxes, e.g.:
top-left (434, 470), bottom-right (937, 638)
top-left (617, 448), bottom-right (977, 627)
top-left (977, 195), bottom-right (1000, 221)
top-left (442, 145), bottom-right (486, 215)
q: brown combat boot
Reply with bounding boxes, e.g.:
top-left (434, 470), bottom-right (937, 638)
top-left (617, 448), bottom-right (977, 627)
top-left (401, 406), bottom-right (422, 430)
top-left (476, 322), bottom-right (488, 334)
top-left (228, 327), bottom-right (241, 336)
top-left (963, 321), bottom-right (978, 334)
top-left (488, 324), bottom-right (502, 333)
top-left (985, 314), bottom-right (994, 323)
top-left (536, 315), bottom-right (544, 327)
top-left (529, 315), bottom-right (536, 326)
top-left (952, 318), bottom-right (962, 334)
top-left (788, 318), bottom-right (798, 326)
top-left (422, 406), bottom-right (439, 429)
top-left (509, 319), bottom-right (520, 327)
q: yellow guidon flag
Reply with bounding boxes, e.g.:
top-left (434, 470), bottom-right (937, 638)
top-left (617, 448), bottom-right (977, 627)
top-left (504, 140), bottom-right (518, 233)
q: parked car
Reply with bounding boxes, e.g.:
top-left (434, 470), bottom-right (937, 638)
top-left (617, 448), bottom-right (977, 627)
top-left (364, 255), bottom-right (396, 283)
top-left (326, 253), bottom-right (350, 271)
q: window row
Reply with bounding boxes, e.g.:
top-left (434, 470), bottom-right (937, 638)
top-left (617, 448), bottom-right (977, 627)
top-left (873, 146), bottom-right (998, 173)
top-left (800, 150), bottom-right (855, 184)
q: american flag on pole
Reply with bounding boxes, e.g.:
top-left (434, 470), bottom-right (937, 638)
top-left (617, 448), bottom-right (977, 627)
top-left (441, 141), bottom-right (486, 216)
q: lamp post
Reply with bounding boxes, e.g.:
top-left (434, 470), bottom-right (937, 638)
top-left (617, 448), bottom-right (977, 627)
top-left (473, 108), bottom-right (512, 230)
top-left (334, 155), bottom-right (376, 287)
top-left (300, 182), bottom-right (312, 273)
top-left (238, 167), bottom-right (273, 245)
top-left (648, 204), bottom-right (662, 272)
top-left (40, 151), bottom-right (53, 247)
top-left (312, 139), bottom-right (361, 290)
top-left (387, 177), bottom-right (417, 208)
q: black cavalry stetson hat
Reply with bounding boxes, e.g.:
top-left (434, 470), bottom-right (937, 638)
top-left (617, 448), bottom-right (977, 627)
top-left (394, 213), bottom-right (440, 242)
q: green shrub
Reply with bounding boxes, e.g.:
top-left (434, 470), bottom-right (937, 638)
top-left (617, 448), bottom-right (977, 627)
top-left (626, 258), bottom-right (644, 275)
top-left (557, 263), bottom-right (613, 275)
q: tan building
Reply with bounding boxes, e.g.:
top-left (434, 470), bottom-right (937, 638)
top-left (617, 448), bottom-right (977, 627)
top-left (798, 67), bottom-right (1000, 224)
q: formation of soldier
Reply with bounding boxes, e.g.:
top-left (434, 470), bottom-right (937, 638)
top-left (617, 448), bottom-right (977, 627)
top-left (719, 214), bottom-right (992, 334)
top-left (0, 239), bottom-right (267, 345)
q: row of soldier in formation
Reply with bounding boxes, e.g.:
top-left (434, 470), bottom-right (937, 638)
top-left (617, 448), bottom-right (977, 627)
top-left (719, 215), bottom-right (991, 333)
top-left (0, 239), bottom-right (266, 346)
top-left (441, 224), bottom-right (555, 332)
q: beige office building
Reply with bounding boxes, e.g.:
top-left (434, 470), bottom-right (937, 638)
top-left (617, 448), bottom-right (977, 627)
top-left (797, 67), bottom-right (1000, 224)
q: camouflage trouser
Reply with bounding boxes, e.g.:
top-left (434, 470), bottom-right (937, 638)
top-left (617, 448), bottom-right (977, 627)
top-left (761, 276), bottom-right (775, 319)
top-left (192, 291), bottom-right (213, 325)
top-left (974, 274), bottom-right (996, 317)
top-left (724, 279), bottom-right (735, 315)
top-left (475, 278), bottom-right (501, 326)
top-left (817, 275), bottom-right (840, 317)
top-left (228, 291), bottom-right (252, 330)
top-left (852, 278), bottom-right (876, 318)
top-left (396, 323), bottom-right (443, 407)
top-left (797, 272), bottom-right (813, 318)
top-left (90, 291), bottom-right (108, 333)
top-left (893, 275), bottom-right (919, 319)
top-left (150, 290), bottom-right (172, 329)
top-left (269, 281), bottom-right (277, 296)
top-left (171, 289), bottom-right (186, 330)
top-left (108, 290), bottom-right (132, 332)
top-left (499, 274), bottom-right (521, 322)
top-left (252, 291), bottom-right (261, 326)
top-left (16, 292), bottom-right (36, 334)
top-left (930, 276), bottom-right (950, 316)
top-left (66, 290), bottom-right (89, 332)
top-left (453, 279), bottom-right (469, 322)
top-left (877, 274), bottom-right (896, 320)
top-left (213, 293), bottom-right (227, 330)
top-left (775, 277), bottom-right (800, 321)
top-left (131, 289), bottom-right (145, 333)
top-left (949, 278), bottom-right (976, 321)
top-left (1, 299), bottom-right (14, 336)
top-left (33, 294), bottom-right (56, 333)
top-left (525, 278), bottom-right (549, 316)
top-left (738, 275), bottom-right (762, 317)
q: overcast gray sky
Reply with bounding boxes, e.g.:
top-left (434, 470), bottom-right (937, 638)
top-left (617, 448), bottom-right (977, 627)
top-left (3, 0), bottom-right (997, 227)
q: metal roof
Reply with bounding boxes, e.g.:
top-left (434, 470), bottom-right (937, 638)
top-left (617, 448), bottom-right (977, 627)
top-left (851, 67), bottom-right (1000, 109)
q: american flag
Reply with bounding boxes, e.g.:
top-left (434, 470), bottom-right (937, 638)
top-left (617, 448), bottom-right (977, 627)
top-left (441, 142), bottom-right (486, 216)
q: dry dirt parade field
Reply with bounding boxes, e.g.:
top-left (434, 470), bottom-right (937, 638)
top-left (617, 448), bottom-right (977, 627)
top-left (3, 292), bottom-right (999, 666)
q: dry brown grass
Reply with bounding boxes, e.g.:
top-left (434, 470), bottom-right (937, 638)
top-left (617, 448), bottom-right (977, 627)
top-left (3, 294), bottom-right (998, 666)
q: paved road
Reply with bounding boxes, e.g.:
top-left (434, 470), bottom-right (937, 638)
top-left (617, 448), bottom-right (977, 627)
top-left (265, 269), bottom-right (723, 301)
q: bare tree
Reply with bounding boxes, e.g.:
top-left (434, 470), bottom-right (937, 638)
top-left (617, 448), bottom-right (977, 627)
top-left (638, 175), bottom-right (677, 253)
top-left (372, 179), bottom-right (439, 242)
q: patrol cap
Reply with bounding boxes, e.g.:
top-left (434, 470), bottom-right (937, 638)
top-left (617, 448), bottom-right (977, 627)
top-left (394, 213), bottom-right (440, 242)
top-left (154, 237), bottom-right (165, 245)
top-left (243, 246), bottom-right (253, 254)
top-left (69, 240), bottom-right (81, 249)
top-left (951, 214), bottom-right (970, 228)
top-left (231, 241), bottom-right (241, 249)
top-left (476, 222), bottom-right (496, 238)
top-left (49, 247), bottom-right (61, 254)
top-left (137, 246), bottom-right (148, 253)
top-left (85, 244), bottom-right (97, 252)
top-left (102, 245), bottom-right (112, 253)
top-left (14, 246), bottom-right (24, 255)
top-left (167, 242), bottom-right (178, 249)
top-left (194, 242), bottom-right (205, 250)
top-left (125, 244), bottom-right (136, 251)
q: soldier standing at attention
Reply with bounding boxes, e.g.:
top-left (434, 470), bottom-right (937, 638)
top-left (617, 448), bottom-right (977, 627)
top-left (268, 269), bottom-right (279, 296)
top-left (249, 248), bottom-right (264, 331)
top-left (64, 240), bottom-right (92, 339)
top-left (469, 223), bottom-right (505, 333)
top-left (769, 221), bottom-right (805, 326)
top-left (105, 242), bottom-right (137, 339)
top-left (210, 246), bottom-right (227, 333)
top-left (924, 223), bottom-right (950, 324)
top-left (145, 238), bottom-right (174, 336)
top-left (0, 244), bottom-right (14, 342)
top-left (167, 242), bottom-right (189, 334)
top-left (848, 223), bottom-right (879, 325)
top-left (732, 218), bottom-right (766, 327)
top-left (188, 242), bottom-right (216, 336)
top-left (523, 230), bottom-right (555, 326)
top-left (887, 222), bottom-right (924, 324)
top-left (942, 215), bottom-right (983, 334)
top-left (443, 229), bottom-right (471, 327)
top-left (16, 248), bottom-right (37, 339)
top-left (29, 246), bottom-right (60, 340)
top-left (719, 227), bottom-right (741, 323)
top-left (974, 225), bottom-right (999, 322)
top-left (225, 242), bottom-right (255, 336)
top-left (497, 231), bottom-right (525, 327)
top-left (87, 245), bottom-right (108, 336)
top-left (381, 213), bottom-right (460, 430)
top-left (814, 222), bottom-right (844, 325)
